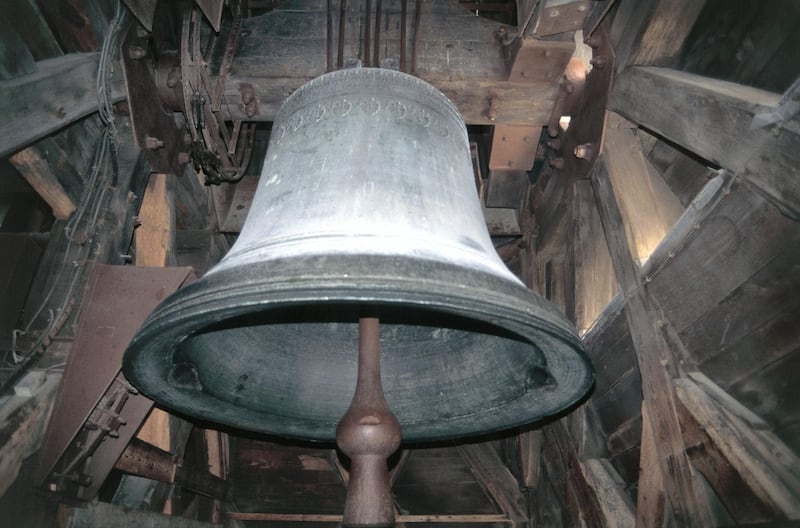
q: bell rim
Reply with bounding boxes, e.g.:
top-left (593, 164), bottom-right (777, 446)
top-left (123, 254), bottom-right (594, 443)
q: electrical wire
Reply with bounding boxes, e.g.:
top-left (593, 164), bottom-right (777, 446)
top-left (7, 2), bottom-right (127, 372)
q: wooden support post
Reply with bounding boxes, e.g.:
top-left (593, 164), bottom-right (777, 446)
top-left (610, 67), bottom-right (800, 220)
top-left (134, 173), bottom-right (175, 267)
top-left (571, 180), bottom-right (618, 334)
top-left (578, 458), bottom-right (636, 527)
top-left (674, 374), bottom-right (800, 519)
top-left (0, 53), bottom-right (125, 158)
top-left (591, 129), bottom-right (712, 525)
top-left (9, 146), bottom-right (77, 220)
top-left (459, 443), bottom-right (529, 527)
top-left (637, 402), bottom-right (669, 527)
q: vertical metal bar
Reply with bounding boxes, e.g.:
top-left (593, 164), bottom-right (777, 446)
top-left (373, 0), bottom-right (382, 67)
top-left (327, 0), bottom-right (334, 71)
top-left (338, 0), bottom-right (347, 68)
top-left (364, 0), bottom-right (372, 66)
top-left (411, 0), bottom-right (421, 75)
top-left (400, 0), bottom-right (408, 72)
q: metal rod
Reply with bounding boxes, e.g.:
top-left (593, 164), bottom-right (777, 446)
top-left (336, 317), bottom-right (401, 527)
top-left (411, 0), bottom-right (421, 75)
top-left (400, 0), bottom-right (408, 72)
top-left (373, 0), bottom-right (382, 67)
top-left (364, 0), bottom-right (372, 66)
top-left (338, 0), bottom-right (347, 68)
top-left (327, 0), bottom-right (334, 71)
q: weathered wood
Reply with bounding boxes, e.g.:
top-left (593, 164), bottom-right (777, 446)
top-left (134, 173), bottom-right (175, 267)
top-left (636, 402), bottom-right (669, 527)
top-left (610, 66), bottom-right (800, 220)
top-left (0, 373), bottom-right (61, 498)
top-left (0, 53), bottom-right (125, 158)
top-left (219, 5), bottom-right (567, 125)
top-left (674, 375), bottom-right (800, 518)
top-left (592, 148), bottom-right (710, 525)
top-left (571, 180), bottom-right (617, 335)
top-left (35, 0), bottom-right (99, 53)
top-left (458, 443), bottom-right (528, 526)
top-left (603, 113), bottom-right (684, 266)
top-left (627, 0), bottom-right (707, 67)
top-left (8, 0), bottom-right (62, 61)
top-left (579, 458), bottom-right (636, 527)
top-left (9, 146), bottom-right (77, 220)
top-left (226, 512), bottom-right (513, 523)
top-left (0, 19), bottom-right (36, 80)
top-left (518, 429), bottom-right (542, 489)
top-left (65, 501), bottom-right (216, 528)
top-left (483, 207), bottom-right (521, 237)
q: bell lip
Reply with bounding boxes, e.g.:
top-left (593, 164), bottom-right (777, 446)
top-left (122, 254), bottom-right (594, 443)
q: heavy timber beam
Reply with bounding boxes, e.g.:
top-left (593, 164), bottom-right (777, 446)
top-left (0, 53), bottom-right (125, 158)
top-left (591, 125), bottom-right (712, 526)
top-left (215, 3), bottom-right (568, 125)
top-left (610, 66), bottom-right (800, 220)
top-left (459, 443), bottom-right (528, 527)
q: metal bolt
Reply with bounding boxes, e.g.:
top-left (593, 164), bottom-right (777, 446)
top-left (550, 157), bottom-right (564, 170)
top-left (549, 9), bottom-right (560, 17)
top-left (144, 136), bottom-right (164, 150)
top-left (573, 143), bottom-right (594, 159)
top-left (128, 45), bottom-right (148, 60)
top-left (178, 152), bottom-right (191, 164)
top-left (586, 35), bottom-right (602, 49)
top-left (547, 139), bottom-right (561, 150)
top-left (590, 56), bottom-right (608, 69)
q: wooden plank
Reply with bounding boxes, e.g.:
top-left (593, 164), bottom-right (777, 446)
top-left (66, 501), bottom-right (216, 528)
top-left (603, 112), bottom-right (684, 266)
top-left (579, 458), bottom-right (636, 527)
top-left (636, 403), bottom-right (669, 527)
top-left (0, 52), bottom-right (125, 158)
top-left (627, 0), bottom-right (707, 66)
top-left (9, 146), bottom-right (77, 220)
top-left (134, 173), bottom-right (175, 267)
top-left (674, 376), bottom-right (800, 518)
top-left (35, 0), bottom-right (99, 53)
top-left (571, 180), bottom-right (618, 335)
top-left (0, 19), bottom-right (36, 80)
top-left (226, 512), bottom-right (513, 523)
top-left (610, 66), bottom-right (800, 220)
top-left (518, 429), bottom-right (542, 489)
top-left (458, 443), bottom-right (528, 526)
top-left (591, 149), bottom-right (711, 525)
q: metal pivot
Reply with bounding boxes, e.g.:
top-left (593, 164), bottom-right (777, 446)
top-left (336, 317), bottom-right (402, 527)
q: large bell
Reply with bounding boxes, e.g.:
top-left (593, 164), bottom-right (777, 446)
top-left (123, 68), bottom-right (593, 443)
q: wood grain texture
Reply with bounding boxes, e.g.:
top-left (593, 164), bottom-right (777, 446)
top-left (9, 146), bottom-right (76, 220)
top-left (610, 66), bottom-right (800, 220)
top-left (0, 53), bottom-right (125, 158)
top-left (134, 173), bottom-right (175, 267)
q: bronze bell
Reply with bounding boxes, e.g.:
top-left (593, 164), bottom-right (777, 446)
top-left (123, 68), bottom-right (593, 445)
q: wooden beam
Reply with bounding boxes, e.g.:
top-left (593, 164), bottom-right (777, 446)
top-left (0, 52), bottom-right (125, 158)
top-left (603, 113), bottom-right (684, 265)
top-left (610, 66), bottom-right (800, 220)
top-left (627, 0), bottom-right (707, 66)
top-left (637, 402), bottom-right (670, 527)
top-left (9, 145), bottom-right (77, 220)
top-left (571, 180), bottom-right (617, 335)
top-left (674, 374), bottom-right (800, 518)
top-left (578, 458), bottom-right (636, 527)
top-left (609, 0), bottom-right (706, 69)
top-left (518, 429), bottom-right (542, 489)
top-left (65, 501), bottom-right (216, 528)
top-left (459, 443), bottom-right (529, 527)
top-left (226, 512), bottom-right (513, 523)
top-left (591, 135), bottom-right (711, 525)
top-left (134, 173), bottom-right (175, 267)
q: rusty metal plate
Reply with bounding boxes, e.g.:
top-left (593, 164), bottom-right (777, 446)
top-left (559, 22), bottom-right (615, 184)
top-left (506, 39), bottom-right (575, 84)
top-left (195, 0), bottom-right (224, 32)
top-left (36, 265), bottom-right (195, 500)
top-left (489, 125), bottom-right (542, 171)
top-left (534, 0), bottom-right (592, 37)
